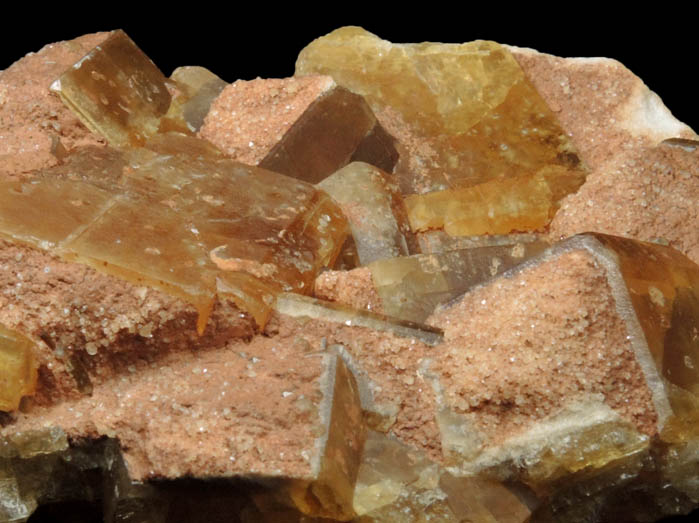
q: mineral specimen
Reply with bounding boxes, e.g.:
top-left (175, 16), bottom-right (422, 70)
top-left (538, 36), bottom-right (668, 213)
top-left (169, 66), bottom-right (227, 132)
top-left (50, 30), bottom-right (175, 147)
top-left (0, 131), bottom-right (348, 333)
top-left (0, 26), bottom-right (697, 523)
top-left (274, 292), bottom-right (443, 346)
top-left (353, 430), bottom-right (534, 522)
top-left (428, 233), bottom-right (699, 521)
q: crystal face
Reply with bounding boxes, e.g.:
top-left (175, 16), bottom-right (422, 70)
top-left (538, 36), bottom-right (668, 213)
top-left (368, 239), bottom-right (549, 323)
top-left (51, 30), bottom-right (175, 147)
top-left (296, 26), bottom-right (588, 235)
top-left (200, 76), bottom-right (398, 184)
top-left (426, 233), bottom-right (699, 520)
top-left (0, 325), bottom-right (37, 411)
top-left (317, 162), bottom-right (413, 265)
top-left (0, 135), bottom-right (349, 332)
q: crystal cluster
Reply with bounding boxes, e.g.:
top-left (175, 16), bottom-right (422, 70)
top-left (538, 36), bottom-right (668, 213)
top-left (0, 27), bottom-right (697, 523)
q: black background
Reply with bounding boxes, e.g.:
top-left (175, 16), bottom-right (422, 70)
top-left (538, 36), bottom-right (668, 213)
top-left (2, 7), bottom-right (698, 523)
top-left (1, 9), bottom-right (697, 132)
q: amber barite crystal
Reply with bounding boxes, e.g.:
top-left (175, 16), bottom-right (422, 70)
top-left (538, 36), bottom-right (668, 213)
top-left (0, 325), bottom-right (38, 411)
top-left (296, 27), bottom-right (588, 235)
top-left (27, 31), bottom-right (351, 332)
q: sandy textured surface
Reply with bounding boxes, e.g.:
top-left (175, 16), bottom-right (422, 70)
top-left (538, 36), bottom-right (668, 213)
top-left (0, 33), bottom-right (108, 178)
top-left (510, 49), bottom-right (699, 264)
top-left (430, 249), bottom-right (658, 444)
top-left (199, 75), bottom-right (335, 164)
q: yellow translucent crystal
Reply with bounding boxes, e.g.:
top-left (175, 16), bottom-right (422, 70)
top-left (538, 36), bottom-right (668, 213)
top-left (0, 135), bottom-right (349, 332)
top-left (417, 230), bottom-right (542, 254)
top-left (259, 85), bottom-right (398, 184)
top-left (405, 172), bottom-right (555, 236)
top-left (51, 30), bottom-right (175, 147)
top-left (296, 27), bottom-right (587, 234)
top-left (275, 293), bottom-right (443, 346)
top-left (169, 66), bottom-right (227, 132)
top-left (589, 234), bottom-right (699, 442)
top-left (426, 233), bottom-right (699, 521)
top-left (0, 325), bottom-right (37, 411)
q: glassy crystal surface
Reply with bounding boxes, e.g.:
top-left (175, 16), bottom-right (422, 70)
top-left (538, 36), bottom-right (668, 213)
top-left (588, 234), bottom-right (699, 441)
top-left (275, 293), bottom-right (443, 346)
top-left (317, 162), bottom-right (412, 265)
top-left (405, 172), bottom-right (555, 236)
top-left (201, 76), bottom-right (398, 184)
top-left (369, 241), bottom-right (549, 323)
top-left (0, 428), bottom-right (68, 459)
top-left (0, 325), bottom-right (38, 411)
top-left (353, 430), bottom-right (533, 522)
top-left (0, 135), bottom-right (349, 331)
top-left (426, 233), bottom-right (699, 521)
top-left (169, 66), bottom-right (227, 132)
top-left (260, 85), bottom-right (397, 183)
top-left (50, 30), bottom-right (173, 147)
top-left (296, 27), bottom-right (587, 234)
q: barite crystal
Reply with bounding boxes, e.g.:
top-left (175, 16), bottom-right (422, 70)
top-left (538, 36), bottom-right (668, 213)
top-left (50, 30), bottom-right (176, 147)
top-left (0, 135), bottom-right (348, 332)
top-left (405, 172), bottom-right (556, 236)
top-left (168, 66), bottom-right (228, 132)
top-left (275, 292), bottom-right (443, 346)
top-left (368, 239), bottom-right (549, 323)
top-left (317, 162), bottom-right (414, 265)
top-left (353, 430), bottom-right (534, 522)
top-left (0, 325), bottom-right (38, 412)
top-left (296, 26), bottom-right (587, 235)
top-left (200, 76), bottom-right (398, 183)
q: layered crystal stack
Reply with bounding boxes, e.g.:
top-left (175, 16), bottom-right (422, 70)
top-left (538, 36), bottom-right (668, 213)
top-left (0, 26), bottom-right (697, 523)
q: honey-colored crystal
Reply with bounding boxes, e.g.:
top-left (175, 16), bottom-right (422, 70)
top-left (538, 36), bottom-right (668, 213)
top-left (169, 66), bottom-right (227, 132)
top-left (426, 233), bottom-right (699, 521)
top-left (317, 162), bottom-right (412, 265)
top-left (260, 85), bottom-right (398, 183)
top-left (588, 234), bottom-right (699, 441)
top-left (417, 230), bottom-right (542, 254)
top-left (296, 27), bottom-right (587, 234)
top-left (369, 241), bottom-right (549, 323)
top-left (0, 325), bottom-right (37, 412)
top-left (50, 30), bottom-right (174, 147)
top-left (405, 172), bottom-right (555, 236)
top-left (0, 135), bottom-right (349, 332)
top-left (275, 293), bottom-right (443, 346)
